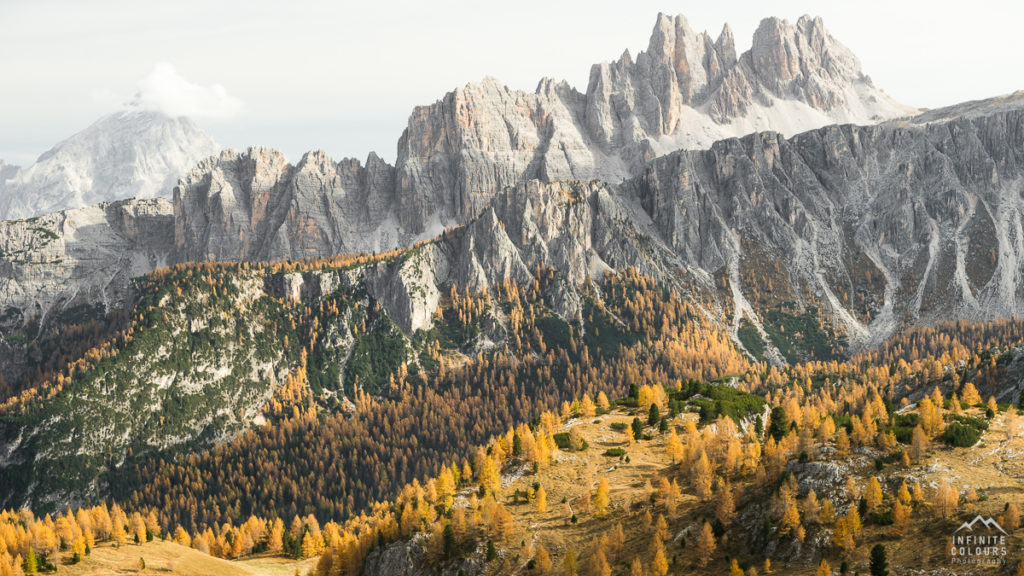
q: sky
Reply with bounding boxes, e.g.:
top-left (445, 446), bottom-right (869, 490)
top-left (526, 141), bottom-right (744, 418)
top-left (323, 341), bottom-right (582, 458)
top-left (0, 0), bottom-right (1021, 167)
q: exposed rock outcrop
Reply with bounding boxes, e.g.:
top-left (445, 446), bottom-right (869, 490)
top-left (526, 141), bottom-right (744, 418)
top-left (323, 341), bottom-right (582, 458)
top-left (174, 147), bottom-right (398, 261)
top-left (623, 97), bottom-right (1024, 348)
top-left (362, 538), bottom-right (484, 576)
top-left (391, 14), bottom-right (912, 234)
top-left (0, 198), bottom-right (174, 383)
top-left (0, 198), bottom-right (173, 318)
top-left (264, 270), bottom-right (341, 304)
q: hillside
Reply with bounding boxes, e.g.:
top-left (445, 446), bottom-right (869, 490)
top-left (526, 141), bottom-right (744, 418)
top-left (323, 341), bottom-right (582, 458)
top-left (4, 225), bottom-right (1024, 517)
top-left (1, 257), bottom-right (1024, 574)
top-left (350, 386), bottom-right (1024, 576)
top-left (54, 540), bottom-right (312, 576)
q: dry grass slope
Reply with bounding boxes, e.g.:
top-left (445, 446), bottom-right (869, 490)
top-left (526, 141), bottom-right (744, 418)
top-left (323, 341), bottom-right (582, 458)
top-left (56, 540), bottom-right (313, 576)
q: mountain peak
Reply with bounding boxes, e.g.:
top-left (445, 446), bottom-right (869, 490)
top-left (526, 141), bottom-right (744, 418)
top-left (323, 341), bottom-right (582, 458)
top-left (0, 110), bottom-right (219, 220)
top-left (749, 14), bottom-right (864, 103)
top-left (716, 23), bottom-right (737, 62)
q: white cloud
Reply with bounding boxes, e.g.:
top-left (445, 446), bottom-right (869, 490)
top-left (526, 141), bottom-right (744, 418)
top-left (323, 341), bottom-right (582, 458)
top-left (128, 62), bottom-right (243, 119)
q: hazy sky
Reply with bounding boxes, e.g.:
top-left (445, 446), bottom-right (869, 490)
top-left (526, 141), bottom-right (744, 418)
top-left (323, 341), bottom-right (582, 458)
top-left (1, 0), bottom-right (1021, 167)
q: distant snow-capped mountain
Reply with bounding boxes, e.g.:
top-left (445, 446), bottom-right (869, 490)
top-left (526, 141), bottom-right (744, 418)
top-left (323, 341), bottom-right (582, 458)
top-left (0, 110), bottom-right (218, 220)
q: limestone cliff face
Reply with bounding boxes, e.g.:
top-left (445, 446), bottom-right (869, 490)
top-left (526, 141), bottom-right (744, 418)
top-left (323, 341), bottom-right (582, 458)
top-left (0, 198), bottom-right (174, 383)
top-left (393, 78), bottom-right (605, 233)
top-left (364, 179), bottom-right (690, 327)
top-left (365, 250), bottom-right (443, 335)
top-left (174, 147), bottom-right (398, 262)
top-left (623, 95), bottom-right (1024, 348)
top-left (0, 198), bottom-right (173, 318)
top-left (390, 14), bottom-right (911, 234)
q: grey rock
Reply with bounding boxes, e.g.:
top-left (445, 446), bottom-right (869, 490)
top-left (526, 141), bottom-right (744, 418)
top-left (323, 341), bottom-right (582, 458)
top-left (788, 460), bottom-right (850, 497)
top-left (0, 198), bottom-right (174, 383)
top-left (173, 147), bottom-right (398, 262)
top-left (264, 270), bottom-right (342, 303)
top-left (365, 249), bottom-right (443, 335)
top-left (362, 537), bottom-right (484, 576)
top-left (622, 98), bottom-right (1024, 349)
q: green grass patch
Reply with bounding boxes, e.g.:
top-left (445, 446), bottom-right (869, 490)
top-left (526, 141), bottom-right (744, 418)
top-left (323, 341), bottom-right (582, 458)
top-left (762, 304), bottom-right (846, 363)
top-left (737, 318), bottom-right (766, 361)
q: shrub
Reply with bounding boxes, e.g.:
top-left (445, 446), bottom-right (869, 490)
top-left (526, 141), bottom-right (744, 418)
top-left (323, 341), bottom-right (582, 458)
top-left (942, 422), bottom-right (983, 447)
top-left (552, 433), bottom-right (571, 450)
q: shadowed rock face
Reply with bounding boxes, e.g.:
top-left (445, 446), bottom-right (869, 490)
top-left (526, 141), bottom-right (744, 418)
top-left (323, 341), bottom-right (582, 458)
top-left (173, 148), bottom-right (398, 262)
top-left (374, 96), bottom-right (1024, 354)
top-left (0, 198), bottom-right (174, 383)
top-left (624, 98), bottom-right (1024, 348)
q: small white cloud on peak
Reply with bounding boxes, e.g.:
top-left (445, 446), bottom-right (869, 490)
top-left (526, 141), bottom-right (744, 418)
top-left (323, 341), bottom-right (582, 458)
top-left (127, 62), bottom-right (243, 119)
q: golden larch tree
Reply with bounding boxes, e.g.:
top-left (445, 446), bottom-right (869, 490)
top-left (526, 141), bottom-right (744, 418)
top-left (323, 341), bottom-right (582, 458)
top-left (479, 456), bottom-right (501, 497)
top-left (650, 538), bottom-right (669, 576)
top-left (693, 450), bottom-right (713, 501)
top-left (716, 480), bottom-right (736, 526)
top-left (1002, 503), bottom-right (1020, 533)
top-left (933, 480), bottom-right (959, 520)
top-left (534, 544), bottom-right (552, 574)
top-left (695, 521), bottom-right (716, 568)
top-left (779, 498), bottom-right (801, 536)
top-left (911, 425), bottom-right (928, 463)
top-left (665, 430), bottom-right (684, 464)
top-left (890, 499), bottom-right (910, 537)
top-left (804, 489), bottom-right (820, 524)
top-left (536, 485), bottom-right (548, 514)
top-left (961, 381), bottom-right (982, 405)
top-left (832, 517), bottom-right (855, 555)
top-left (897, 481), bottom-right (913, 506)
top-left (564, 548), bottom-right (578, 576)
top-left (865, 476), bottom-right (883, 514)
top-left (595, 478), bottom-right (611, 517)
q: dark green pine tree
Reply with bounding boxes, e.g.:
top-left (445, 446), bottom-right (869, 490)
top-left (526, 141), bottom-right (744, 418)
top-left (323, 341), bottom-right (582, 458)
top-left (768, 406), bottom-right (789, 441)
top-left (870, 544), bottom-right (889, 576)
top-left (647, 403), bottom-right (660, 426)
top-left (442, 523), bottom-right (456, 559)
top-left (631, 417), bottom-right (644, 440)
